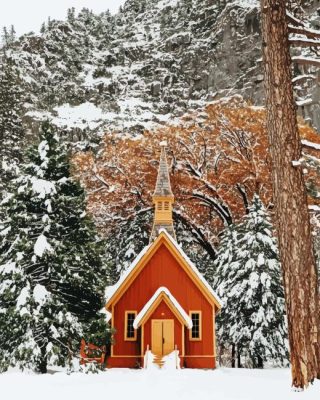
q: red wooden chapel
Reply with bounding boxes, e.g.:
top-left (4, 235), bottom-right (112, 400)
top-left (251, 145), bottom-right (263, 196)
top-left (104, 142), bottom-right (222, 368)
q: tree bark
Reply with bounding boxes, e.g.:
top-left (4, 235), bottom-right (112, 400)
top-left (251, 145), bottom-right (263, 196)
top-left (37, 345), bottom-right (48, 374)
top-left (231, 344), bottom-right (236, 368)
top-left (237, 347), bottom-right (242, 369)
top-left (260, 0), bottom-right (320, 389)
top-left (256, 354), bottom-right (264, 369)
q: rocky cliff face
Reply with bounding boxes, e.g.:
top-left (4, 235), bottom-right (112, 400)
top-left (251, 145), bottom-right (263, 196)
top-left (4, 0), bottom-right (320, 144)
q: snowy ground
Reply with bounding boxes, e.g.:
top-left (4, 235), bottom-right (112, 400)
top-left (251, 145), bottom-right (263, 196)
top-left (1, 368), bottom-right (319, 400)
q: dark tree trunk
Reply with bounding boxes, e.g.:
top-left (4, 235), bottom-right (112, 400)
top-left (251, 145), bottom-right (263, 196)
top-left (37, 345), bottom-right (48, 374)
top-left (257, 355), bottom-right (264, 369)
top-left (260, 0), bottom-right (320, 388)
top-left (237, 348), bottom-right (242, 369)
top-left (231, 344), bottom-right (236, 368)
top-left (34, 323), bottom-right (48, 374)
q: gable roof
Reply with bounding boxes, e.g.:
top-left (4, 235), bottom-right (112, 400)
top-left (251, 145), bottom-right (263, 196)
top-left (133, 287), bottom-right (193, 329)
top-left (105, 229), bottom-right (222, 310)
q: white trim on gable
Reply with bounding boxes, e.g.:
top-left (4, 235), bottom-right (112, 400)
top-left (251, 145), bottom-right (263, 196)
top-left (133, 286), bottom-right (193, 329)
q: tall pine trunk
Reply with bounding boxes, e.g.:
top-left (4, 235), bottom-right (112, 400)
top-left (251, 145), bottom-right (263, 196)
top-left (260, 0), bottom-right (319, 388)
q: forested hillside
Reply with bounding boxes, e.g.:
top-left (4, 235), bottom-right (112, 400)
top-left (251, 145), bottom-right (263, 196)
top-left (0, 0), bottom-right (320, 377)
top-left (1, 0), bottom-right (320, 148)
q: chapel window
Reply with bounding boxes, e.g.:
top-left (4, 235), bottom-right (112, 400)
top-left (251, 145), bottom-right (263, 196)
top-left (125, 311), bottom-right (137, 341)
top-left (190, 311), bottom-right (202, 340)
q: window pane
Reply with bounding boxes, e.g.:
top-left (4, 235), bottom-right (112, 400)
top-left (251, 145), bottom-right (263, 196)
top-left (191, 313), bottom-right (200, 339)
top-left (127, 313), bottom-right (136, 339)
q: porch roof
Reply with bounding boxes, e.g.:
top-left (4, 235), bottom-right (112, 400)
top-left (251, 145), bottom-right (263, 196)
top-left (133, 286), bottom-right (193, 330)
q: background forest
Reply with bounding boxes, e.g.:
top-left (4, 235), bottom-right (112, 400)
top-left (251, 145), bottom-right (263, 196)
top-left (0, 0), bottom-right (320, 378)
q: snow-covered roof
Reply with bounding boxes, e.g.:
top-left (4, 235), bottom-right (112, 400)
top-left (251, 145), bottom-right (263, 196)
top-left (158, 229), bottom-right (222, 308)
top-left (105, 229), bottom-right (222, 309)
top-left (133, 286), bottom-right (192, 329)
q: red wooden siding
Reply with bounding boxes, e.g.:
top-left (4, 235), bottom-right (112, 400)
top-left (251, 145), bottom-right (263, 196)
top-left (111, 242), bottom-right (216, 367)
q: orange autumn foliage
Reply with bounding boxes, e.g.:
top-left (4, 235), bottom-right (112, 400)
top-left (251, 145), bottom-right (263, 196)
top-left (73, 97), bottom-right (320, 245)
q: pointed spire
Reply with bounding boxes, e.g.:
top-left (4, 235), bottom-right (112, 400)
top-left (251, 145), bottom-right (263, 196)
top-left (153, 141), bottom-right (174, 197)
top-left (150, 141), bottom-right (176, 242)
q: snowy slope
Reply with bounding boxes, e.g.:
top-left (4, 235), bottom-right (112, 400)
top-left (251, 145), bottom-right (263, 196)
top-left (1, 368), bottom-right (319, 400)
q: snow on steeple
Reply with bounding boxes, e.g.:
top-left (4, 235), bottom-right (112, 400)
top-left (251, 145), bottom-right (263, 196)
top-left (150, 141), bottom-right (176, 241)
top-left (153, 141), bottom-right (174, 197)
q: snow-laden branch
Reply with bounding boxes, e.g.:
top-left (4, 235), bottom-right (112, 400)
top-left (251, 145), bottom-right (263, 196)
top-left (191, 190), bottom-right (233, 226)
top-left (103, 207), bottom-right (153, 224)
top-left (292, 74), bottom-right (316, 84)
top-left (292, 56), bottom-right (320, 67)
top-left (301, 140), bottom-right (320, 151)
top-left (93, 165), bottom-right (110, 189)
top-left (286, 12), bottom-right (304, 28)
top-left (289, 37), bottom-right (320, 47)
top-left (289, 25), bottom-right (320, 40)
top-left (296, 98), bottom-right (313, 107)
top-left (309, 205), bottom-right (320, 212)
top-left (173, 209), bottom-right (217, 260)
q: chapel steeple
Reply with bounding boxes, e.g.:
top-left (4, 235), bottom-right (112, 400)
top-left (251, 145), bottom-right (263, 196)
top-left (150, 141), bottom-right (176, 242)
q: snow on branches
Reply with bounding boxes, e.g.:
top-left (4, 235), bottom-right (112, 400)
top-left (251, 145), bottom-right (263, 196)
top-left (0, 122), bottom-right (110, 373)
top-left (212, 195), bottom-right (289, 368)
top-left (73, 97), bottom-right (320, 276)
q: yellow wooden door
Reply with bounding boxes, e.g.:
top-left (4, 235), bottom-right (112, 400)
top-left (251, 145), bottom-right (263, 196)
top-left (163, 320), bottom-right (174, 355)
top-left (151, 320), bottom-right (174, 356)
top-left (151, 320), bottom-right (163, 356)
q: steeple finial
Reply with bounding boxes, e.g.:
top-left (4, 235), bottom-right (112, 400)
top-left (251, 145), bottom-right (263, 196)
top-left (150, 141), bottom-right (176, 241)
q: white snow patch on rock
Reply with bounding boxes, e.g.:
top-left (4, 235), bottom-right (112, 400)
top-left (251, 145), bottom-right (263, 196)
top-left (53, 102), bottom-right (107, 130)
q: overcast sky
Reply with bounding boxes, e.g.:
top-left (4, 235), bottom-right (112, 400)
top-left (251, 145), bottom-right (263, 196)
top-left (0, 1), bottom-right (127, 36)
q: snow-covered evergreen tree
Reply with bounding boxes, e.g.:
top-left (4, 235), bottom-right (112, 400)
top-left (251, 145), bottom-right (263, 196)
top-left (0, 122), bottom-right (110, 373)
top-left (105, 209), bottom-right (152, 282)
top-left (213, 195), bottom-right (288, 368)
top-left (0, 54), bottom-right (24, 199)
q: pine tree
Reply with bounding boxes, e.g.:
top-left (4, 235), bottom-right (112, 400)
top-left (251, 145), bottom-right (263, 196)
top-left (213, 195), bottom-right (288, 368)
top-left (105, 209), bottom-right (152, 283)
top-left (0, 122), bottom-right (110, 373)
top-left (0, 55), bottom-right (24, 199)
top-left (1, 26), bottom-right (16, 48)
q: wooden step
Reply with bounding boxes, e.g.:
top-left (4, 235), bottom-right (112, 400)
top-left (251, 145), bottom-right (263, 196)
top-left (153, 354), bottom-right (165, 368)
